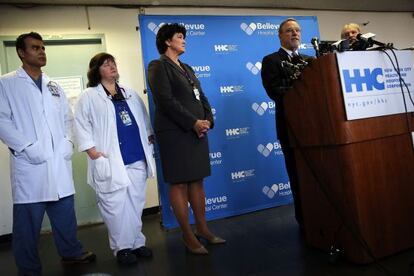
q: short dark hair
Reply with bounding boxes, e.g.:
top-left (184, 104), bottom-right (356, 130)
top-left (87, 52), bottom-right (115, 87)
top-left (156, 23), bottom-right (186, 54)
top-left (15, 32), bottom-right (43, 60)
top-left (278, 18), bottom-right (299, 35)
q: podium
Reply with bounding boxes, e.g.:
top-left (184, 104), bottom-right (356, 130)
top-left (284, 52), bottom-right (414, 263)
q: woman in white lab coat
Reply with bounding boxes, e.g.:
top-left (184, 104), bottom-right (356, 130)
top-left (74, 53), bottom-right (156, 265)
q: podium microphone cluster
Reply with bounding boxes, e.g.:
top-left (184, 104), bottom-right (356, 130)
top-left (311, 37), bottom-right (320, 57)
top-left (356, 33), bottom-right (393, 49)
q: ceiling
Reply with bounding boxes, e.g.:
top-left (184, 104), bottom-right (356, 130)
top-left (1, 0), bottom-right (414, 12)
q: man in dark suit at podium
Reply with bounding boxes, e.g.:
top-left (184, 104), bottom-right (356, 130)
top-left (261, 18), bottom-right (305, 227)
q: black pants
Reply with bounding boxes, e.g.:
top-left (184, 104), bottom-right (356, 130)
top-left (276, 112), bottom-right (303, 226)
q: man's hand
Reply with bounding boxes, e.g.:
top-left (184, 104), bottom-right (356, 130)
top-left (86, 147), bottom-right (106, 160)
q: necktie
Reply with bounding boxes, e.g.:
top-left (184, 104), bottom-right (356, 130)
top-left (291, 52), bottom-right (301, 64)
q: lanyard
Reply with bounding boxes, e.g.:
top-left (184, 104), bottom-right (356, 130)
top-left (177, 61), bottom-right (196, 88)
top-left (101, 83), bottom-right (125, 101)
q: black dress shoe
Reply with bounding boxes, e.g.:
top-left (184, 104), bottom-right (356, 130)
top-left (132, 246), bottom-right (153, 258)
top-left (117, 249), bottom-right (137, 265)
top-left (61, 251), bottom-right (96, 264)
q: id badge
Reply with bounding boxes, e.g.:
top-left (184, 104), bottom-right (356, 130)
top-left (193, 87), bottom-right (201, 101)
top-left (119, 110), bottom-right (132, 126)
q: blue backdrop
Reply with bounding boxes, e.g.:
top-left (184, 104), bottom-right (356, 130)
top-left (139, 15), bottom-right (319, 229)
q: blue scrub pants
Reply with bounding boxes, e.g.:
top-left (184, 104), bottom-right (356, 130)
top-left (12, 195), bottom-right (83, 276)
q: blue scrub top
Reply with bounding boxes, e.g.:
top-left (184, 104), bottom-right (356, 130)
top-left (112, 99), bottom-right (145, 165)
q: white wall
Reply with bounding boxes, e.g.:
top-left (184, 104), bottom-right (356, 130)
top-left (0, 4), bottom-right (413, 235)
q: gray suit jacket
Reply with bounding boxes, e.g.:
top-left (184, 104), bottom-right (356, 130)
top-left (147, 55), bottom-right (214, 133)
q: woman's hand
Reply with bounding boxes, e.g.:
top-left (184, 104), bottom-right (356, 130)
top-left (86, 147), bottom-right (107, 160)
top-left (193, 120), bottom-right (210, 138)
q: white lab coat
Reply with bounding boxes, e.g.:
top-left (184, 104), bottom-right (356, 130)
top-left (0, 68), bottom-right (75, 204)
top-left (74, 84), bottom-right (155, 193)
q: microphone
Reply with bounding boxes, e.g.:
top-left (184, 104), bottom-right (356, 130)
top-left (331, 39), bottom-right (350, 52)
top-left (311, 37), bottom-right (320, 57)
top-left (356, 33), bottom-right (389, 48)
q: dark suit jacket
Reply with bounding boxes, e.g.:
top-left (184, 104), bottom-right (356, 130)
top-left (147, 55), bottom-right (214, 133)
top-left (261, 48), bottom-right (295, 109)
top-left (261, 48), bottom-right (306, 147)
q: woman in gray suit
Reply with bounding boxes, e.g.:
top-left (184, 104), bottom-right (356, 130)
top-left (147, 23), bottom-right (225, 255)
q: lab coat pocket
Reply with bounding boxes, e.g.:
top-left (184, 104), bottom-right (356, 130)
top-left (92, 156), bottom-right (112, 192)
top-left (22, 141), bottom-right (47, 164)
top-left (59, 139), bottom-right (74, 160)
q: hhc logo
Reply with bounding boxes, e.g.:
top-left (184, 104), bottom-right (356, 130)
top-left (214, 45), bottom-right (229, 52)
top-left (231, 169), bottom-right (255, 181)
top-left (220, 85), bottom-right (244, 94)
top-left (225, 127), bottom-right (249, 137)
top-left (220, 86), bottom-right (234, 93)
top-left (246, 62), bottom-right (262, 75)
top-left (342, 68), bottom-right (385, 92)
top-left (214, 44), bottom-right (238, 52)
top-left (147, 22), bottom-right (164, 34)
top-left (240, 22), bottom-right (257, 35)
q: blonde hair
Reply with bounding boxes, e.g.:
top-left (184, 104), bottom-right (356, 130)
top-left (341, 23), bottom-right (361, 39)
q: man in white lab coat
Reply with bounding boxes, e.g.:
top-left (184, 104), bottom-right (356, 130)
top-left (0, 32), bottom-right (95, 276)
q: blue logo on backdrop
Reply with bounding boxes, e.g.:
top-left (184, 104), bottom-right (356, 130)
top-left (191, 65), bottom-right (211, 78)
top-left (205, 195), bottom-right (228, 212)
top-left (147, 22), bottom-right (163, 34)
top-left (231, 169), bottom-right (255, 182)
top-left (225, 127), bottom-right (250, 139)
top-left (257, 141), bottom-right (283, 157)
top-left (209, 151), bottom-right (223, 166)
top-left (342, 68), bottom-right (385, 92)
top-left (299, 43), bottom-right (313, 50)
top-left (146, 21), bottom-right (206, 36)
top-left (262, 182), bottom-right (292, 198)
top-left (220, 85), bottom-right (244, 95)
top-left (214, 44), bottom-right (239, 53)
top-left (240, 22), bottom-right (279, 36)
top-left (180, 22), bottom-right (206, 36)
top-left (252, 101), bottom-right (275, 115)
top-left (139, 15), bottom-right (319, 229)
top-left (246, 61), bottom-right (262, 75)
top-left (211, 107), bottom-right (217, 120)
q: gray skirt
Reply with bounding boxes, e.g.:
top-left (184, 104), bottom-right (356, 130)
top-left (156, 129), bottom-right (211, 184)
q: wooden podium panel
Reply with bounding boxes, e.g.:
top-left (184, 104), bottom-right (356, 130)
top-left (284, 53), bottom-right (414, 263)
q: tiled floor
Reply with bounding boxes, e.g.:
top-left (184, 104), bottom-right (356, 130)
top-left (1, 205), bottom-right (414, 276)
